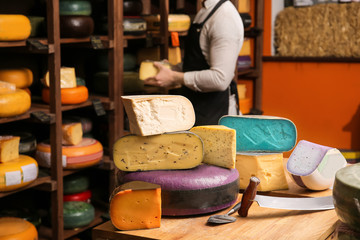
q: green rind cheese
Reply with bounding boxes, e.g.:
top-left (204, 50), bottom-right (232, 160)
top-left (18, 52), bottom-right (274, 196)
top-left (63, 201), bottom-right (95, 229)
top-left (333, 163), bottom-right (360, 232)
top-left (59, 1), bottom-right (92, 16)
top-left (63, 175), bottom-right (90, 195)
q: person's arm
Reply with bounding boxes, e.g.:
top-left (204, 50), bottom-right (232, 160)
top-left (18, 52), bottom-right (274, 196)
top-left (144, 61), bottom-right (184, 88)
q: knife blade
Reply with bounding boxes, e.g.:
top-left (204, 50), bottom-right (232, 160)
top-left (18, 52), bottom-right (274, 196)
top-left (238, 176), bottom-right (334, 217)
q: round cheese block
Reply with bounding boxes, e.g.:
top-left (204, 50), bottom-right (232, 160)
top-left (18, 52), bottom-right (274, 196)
top-left (64, 189), bottom-right (92, 202)
top-left (41, 86), bottom-right (88, 105)
top-left (59, 0), bottom-right (92, 16)
top-left (123, 17), bottom-right (147, 35)
top-left (0, 89), bottom-right (31, 118)
top-left (0, 217), bottom-right (37, 240)
top-left (36, 138), bottom-right (103, 169)
top-left (63, 201), bottom-right (95, 229)
top-left (60, 15), bottom-right (94, 38)
top-left (123, 164), bottom-right (239, 216)
top-left (123, 0), bottom-right (143, 16)
top-left (0, 155), bottom-right (38, 192)
top-left (16, 131), bottom-right (37, 156)
top-left (63, 174), bottom-right (90, 195)
top-left (0, 68), bottom-right (33, 88)
top-left (143, 14), bottom-right (190, 32)
top-left (0, 15), bottom-right (31, 41)
top-left (333, 163), bottom-right (360, 232)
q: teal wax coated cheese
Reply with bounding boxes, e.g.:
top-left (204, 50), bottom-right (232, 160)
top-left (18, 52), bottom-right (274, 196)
top-left (219, 115), bottom-right (297, 152)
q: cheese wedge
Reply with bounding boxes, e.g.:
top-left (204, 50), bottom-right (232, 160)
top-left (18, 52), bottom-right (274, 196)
top-left (113, 131), bottom-right (203, 171)
top-left (190, 125), bottom-right (236, 169)
top-left (43, 67), bottom-right (77, 88)
top-left (139, 60), bottom-right (171, 81)
top-left (62, 122), bottom-right (83, 146)
top-left (236, 152), bottom-right (289, 191)
top-left (122, 95), bottom-right (195, 136)
top-left (110, 181), bottom-right (161, 230)
top-left (0, 136), bottom-right (20, 163)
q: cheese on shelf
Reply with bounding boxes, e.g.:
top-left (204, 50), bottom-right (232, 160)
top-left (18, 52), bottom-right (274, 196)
top-left (0, 155), bottom-right (38, 192)
top-left (0, 89), bottom-right (31, 117)
top-left (43, 67), bottom-right (76, 88)
top-left (122, 95), bottom-right (195, 136)
top-left (110, 181), bottom-right (161, 230)
top-left (63, 174), bottom-right (90, 195)
top-left (236, 152), bottom-right (288, 191)
top-left (0, 217), bottom-right (37, 240)
top-left (41, 86), bottom-right (88, 105)
top-left (63, 201), bottom-right (95, 229)
top-left (143, 14), bottom-right (191, 32)
top-left (287, 140), bottom-right (347, 190)
top-left (139, 60), bottom-right (171, 81)
top-left (0, 136), bottom-right (20, 163)
top-left (63, 189), bottom-right (92, 202)
top-left (219, 115), bottom-right (297, 152)
top-left (0, 69), bottom-right (33, 88)
top-left (190, 125), bottom-right (236, 169)
top-left (0, 15), bottom-right (31, 41)
top-left (113, 131), bottom-right (203, 171)
top-left (0, 81), bottom-right (16, 94)
top-left (59, 0), bottom-right (92, 16)
top-left (62, 122), bottom-right (83, 146)
top-left (239, 38), bottom-right (251, 56)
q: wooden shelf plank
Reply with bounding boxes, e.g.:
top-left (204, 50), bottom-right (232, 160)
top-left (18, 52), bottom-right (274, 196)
top-left (0, 176), bottom-right (52, 198)
top-left (0, 40), bottom-right (27, 48)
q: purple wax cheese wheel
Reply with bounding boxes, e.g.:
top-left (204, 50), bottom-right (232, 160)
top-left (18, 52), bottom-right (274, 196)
top-left (122, 164), bottom-right (239, 216)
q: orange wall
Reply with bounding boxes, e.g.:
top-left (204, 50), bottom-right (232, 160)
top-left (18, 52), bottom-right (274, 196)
top-left (261, 2), bottom-right (360, 150)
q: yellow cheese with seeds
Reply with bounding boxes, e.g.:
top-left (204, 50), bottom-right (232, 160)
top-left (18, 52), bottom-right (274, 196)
top-left (113, 131), bottom-right (203, 171)
top-left (43, 67), bottom-right (77, 88)
top-left (0, 136), bottom-right (20, 163)
top-left (190, 125), bottom-right (236, 169)
top-left (62, 122), bottom-right (83, 146)
top-left (236, 152), bottom-right (288, 191)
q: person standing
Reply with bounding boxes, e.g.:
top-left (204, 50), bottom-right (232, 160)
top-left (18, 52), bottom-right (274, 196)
top-left (144, 0), bottom-right (244, 125)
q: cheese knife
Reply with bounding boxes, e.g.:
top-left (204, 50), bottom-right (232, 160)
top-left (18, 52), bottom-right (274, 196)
top-left (238, 176), bottom-right (335, 217)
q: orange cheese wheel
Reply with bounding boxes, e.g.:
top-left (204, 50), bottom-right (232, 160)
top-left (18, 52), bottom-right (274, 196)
top-left (0, 89), bottom-right (31, 118)
top-left (41, 86), bottom-right (88, 105)
top-left (0, 15), bottom-right (31, 41)
top-left (0, 155), bottom-right (38, 192)
top-left (0, 217), bottom-right (38, 240)
top-left (0, 69), bottom-right (33, 88)
top-left (36, 138), bottom-right (103, 169)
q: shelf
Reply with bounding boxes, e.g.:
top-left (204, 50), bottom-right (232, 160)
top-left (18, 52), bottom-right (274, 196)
top-left (263, 56), bottom-right (360, 63)
top-left (0, 176), bottom-right (52, 198)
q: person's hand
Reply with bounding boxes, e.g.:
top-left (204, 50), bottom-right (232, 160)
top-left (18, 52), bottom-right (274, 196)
top-left (144, 61), bottom-right (184, 88)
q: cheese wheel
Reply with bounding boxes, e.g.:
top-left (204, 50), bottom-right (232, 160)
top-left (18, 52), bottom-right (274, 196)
top-left (123, 164), bottom-right (239, 216)
top-left (63, 174), bottom-right (90, 195)
top-left (36, 138), bottom-right (103, 169)
top-left (0, 89), bottom-right (31, 118)
top-left (123, 0), bottom-right (143, 16)
top-left (60, 15), bottom-right (94, 38)
top-left (143, 14), bottom-right (190, 32)
top-left (0, 15), bottom-right (31, 41)
top-left (0, 208), bottom-right (41, 228)
top-left (0, 69), bottom-right (33, 88)
top-left (59, 1), bottom-right (92, 16)
top-left (0, 155), bottom-right (38, 192)
top-left (237, 55), bottom-right (251, 71)
top-left (64, 189), bottom-right (92, 202)
top-left (123, 17), bottom-right (147, 35)
top-left (0, 217), bottom-right (37, 240)
top-left (63, 201), bottom-right (95, 229)
top-left (41, 86), bottom-right (88, 105)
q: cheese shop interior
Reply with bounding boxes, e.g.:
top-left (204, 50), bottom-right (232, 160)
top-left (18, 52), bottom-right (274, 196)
top-left (0, 0), bottom-right (359, 239)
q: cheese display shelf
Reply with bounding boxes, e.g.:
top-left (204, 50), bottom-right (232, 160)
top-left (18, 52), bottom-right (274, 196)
top-left (0, 176), bottom-right (52, 198)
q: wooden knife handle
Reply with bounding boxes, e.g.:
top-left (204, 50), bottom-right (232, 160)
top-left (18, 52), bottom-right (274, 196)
top-left (238, 176), bottom-right (260, 217)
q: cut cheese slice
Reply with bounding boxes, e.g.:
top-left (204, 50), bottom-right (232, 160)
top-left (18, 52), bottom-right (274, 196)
top-left (139, 60), bottom-right (171, 80)
top-left (0, 136), bottom-right (20, 163)
top-left (0, 217), bottom-right (37, 240)
top-left (0, 15), bottom-right (31, 41)
top-left (0, 89), bottom-right (31, 117)
top-left (0, 69), bottom-right (33, 88)
top-left (236, 152), bottom-right (288, 191)
top-left (114, 132), bottom-right (203, 171)
top-left (219, 115), bottom-right (297, 152)
top-left (110, 181), bottom-right (161, 230)
top-left (36, 138), bottom-right (103, 169)
top-left (41, 86), bottom-right (88, 105)
top-left (287, 140), bottom-right (347, 190)
top-left (62, 122), bottom-right (83, 146)
top-left (190, 125), bottom-right (236, 169)
top-left (43, 67), bottom-right (76, 88)
top-left (0, 155), bottom-right (38, 192)
top-left (122, 95), bottom-right (195, 136)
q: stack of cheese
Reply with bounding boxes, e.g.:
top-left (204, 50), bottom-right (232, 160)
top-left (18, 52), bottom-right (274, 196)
top-left (0, 15), bottom-right (31, 41)
top-left (36, 122), bottom-right (103, 169)
top-left (59, 0), bottom-right (94, 38)
top-left (110, 95), bottom-right (239, 230)
top-left (0, 136), bottom-right (39, 192)
top-left (41, 67), bottom-right (89, 105)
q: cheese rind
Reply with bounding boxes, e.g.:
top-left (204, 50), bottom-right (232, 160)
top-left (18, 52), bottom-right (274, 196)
top-left (0, 217), bottom-right (38, 240)
top-left (0, 89), bottom-right (31, 117)
top-left (219, 115), bottom-right (297, 152)
top-left (63, 201), bottom-right (95, 229)
top-left (110, 181), bottom-right (161, 230)
top-left (43, 67), bottom-right (77, 88)
top-left (287, 140), bottom-right (347, 190)
top-left (113, 131), bottom-right (203, 171)
top-left (42, 86), bottom-right (88, 105)
top-left (0, 15), bottom-right (31, 41)
top-left (0, 69), bottom-right (33, 88)
top-left (190, 125), bottom-right (236, 169)
top-left (236, 152), bottom-right (288, 191)
top-left (139, 61), bottom-right (171, 81)
top-left (0, 136), bottom-right (20, 163)
top-left (62, 122), bottom-right (83, 146)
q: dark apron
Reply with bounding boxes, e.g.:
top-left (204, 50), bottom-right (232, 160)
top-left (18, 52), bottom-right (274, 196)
top-left (171, 0), bottom-right (239, 126)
